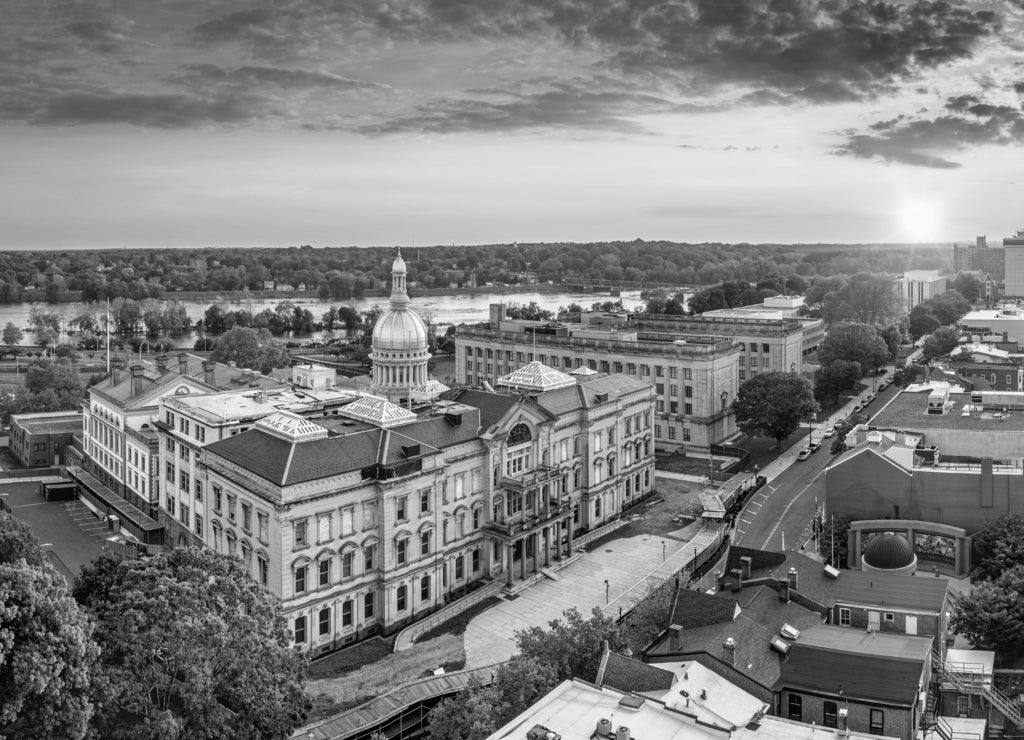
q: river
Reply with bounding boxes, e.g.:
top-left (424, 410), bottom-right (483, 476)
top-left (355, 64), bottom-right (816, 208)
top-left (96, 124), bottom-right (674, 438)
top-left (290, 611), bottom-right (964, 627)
top-left (0, 289), bottom-right (653, 348)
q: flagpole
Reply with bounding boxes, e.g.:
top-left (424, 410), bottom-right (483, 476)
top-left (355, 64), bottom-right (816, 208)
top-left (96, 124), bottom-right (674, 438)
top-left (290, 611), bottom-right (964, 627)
top-left (106, 298), bottom-right (111, 375)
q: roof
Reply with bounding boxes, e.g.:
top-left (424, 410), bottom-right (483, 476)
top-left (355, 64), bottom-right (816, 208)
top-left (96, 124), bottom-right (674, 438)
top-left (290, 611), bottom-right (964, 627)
top-left (670, 588), bottom-right (739, 628)
top-left (11, 411), bottom-right (82, 435)
top-left (871, 389), bottom-right (1024, 432)
top-left (833, 570), bottom-right (948, 613)
top-left (255, 412), bottom-right (329, 442)
top-left (778, 625), bottom-right (931, 705)
top-left (339, 396), bottom-right (418, 428)
top-left (598, 650), bottom-right (676, 694)
top-left (497, 360), bottom-right (576, 391)
top-left (441, 389), bottom-right (520, 431)
top-left (863, 531), bottom-right (915, 570)
top-left (723, 545), bottom-right (787, 580)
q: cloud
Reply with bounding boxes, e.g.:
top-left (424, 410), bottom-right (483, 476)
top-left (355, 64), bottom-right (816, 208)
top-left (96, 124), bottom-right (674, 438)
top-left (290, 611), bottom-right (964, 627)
top-left (190, 9), bottom-right (274, 44)
top-left (176, 64), bottom-right (387, 92)
top-left (835, 90), bottom-right (1024, 167)
top-left (34, 92), bottom-right (256, 128)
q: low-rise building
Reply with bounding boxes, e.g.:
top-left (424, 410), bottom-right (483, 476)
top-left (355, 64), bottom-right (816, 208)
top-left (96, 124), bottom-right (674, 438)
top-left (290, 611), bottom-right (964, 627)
top-left (8, 410), bottom-right (81, 467)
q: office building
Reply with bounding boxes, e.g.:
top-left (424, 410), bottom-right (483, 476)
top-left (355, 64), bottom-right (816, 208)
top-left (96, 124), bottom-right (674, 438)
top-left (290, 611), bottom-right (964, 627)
top-left (8, 410), bottom-right (81, 467)
top-left (894, 271), bottom-right (948, 312)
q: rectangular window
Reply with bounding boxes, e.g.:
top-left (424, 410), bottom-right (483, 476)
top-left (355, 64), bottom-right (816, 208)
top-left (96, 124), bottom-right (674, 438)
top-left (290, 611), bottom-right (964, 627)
top-left (317, 514), bottom-right (330, 543)
top-left (739, 369), bottom-right (746, 380)
top-left (420, 530), bottom-right (431, 556)
top-left (683, 428), bottom-right (691, 442)
top-left (684, 403), bottom-right (692, 415)
top-left (341, 506), bottom-right (355, 535)
top-left (227, 495), bottom-right (236, 524)
top-left (823, 701), bottom-right (838, 728)
top-left (670, 401), bottom-right (679, 414)
top-left (213, 485), bottom-right (222, 511)
top-left (194, 480), bottom-right (203, 502)
top-left (656, 400), bottom-right (664, 412)
top-left (342, 601), bottom-right (353, 628)
top-left (684, 368), bottom-right (692, 380)
top-left (294, 519), bottom-right (308, 548)
top-left (396, 496), bottom-right (407, 522)
top-left (420, 575), bottom-right (431, 602)
top-left (318, 559), bottom-right (330, 587)
top-left (472, 549), bottom-right (480, 571)
top-left (179, 502), bottom-right (189, 523)
top-left (655, 382), bottom-right (665, 394)
top-left (655, 365), bottom-right (664, 377)
top-left (194, 513), bottom-right (203, 536)
top-left (363, 502), bottom-right (377, 529)
top-left (179, 470), bottom-right (190, 492)
top-left (294, 564), bottom-right (308, 594)
top-left (472, 508), bottom-right (481, 530)
top-left (342, 551), bottom-right (353, 579)
top-left (319, 607), bottom-right (331, 636)
top-left (455, 555), bottom-right (464, 580)
top-left (762, 343), bottom-right (770, 353)
top-left (762, 357), bottom-right (770, 368)
top-left (397, 539), bottom-right (407, 565)
top-left (258, 555), bottom-right (268, 587)
top-left (839, 607), bottom-right (851, 626)
top-left (165, 461), bottom-right (174, 483)
top-left (788, 694), bottom-right (802, 722)
top-left (668, 427), bottom-right (676, 440)
top-left (258, 512), bottom-right (268, 543)
top-left (685, 386), bottom-right (693, 398)
top-left (364, 592), bottom-right (374, 619)
top-left (669, 384), bottom-right (678, 396)
top-left (869, 709), bottom-right (884, 734)
top-left (654, 424), bottom-right (662, 438)
top-left (242, 503), bottom-right (252, 532)
top-left (397, 585), bottom-right (407, 611)
top-left (294, 616), bottom-right (306, 645)
top-left (364, 544), bottom-right (375, 571)
top-left (627, 363), bottom-right (636, 375)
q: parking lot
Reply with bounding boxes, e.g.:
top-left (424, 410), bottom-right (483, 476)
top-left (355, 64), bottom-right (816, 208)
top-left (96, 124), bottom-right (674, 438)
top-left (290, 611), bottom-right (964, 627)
top-left (0, 480), bottom-right (110, 581)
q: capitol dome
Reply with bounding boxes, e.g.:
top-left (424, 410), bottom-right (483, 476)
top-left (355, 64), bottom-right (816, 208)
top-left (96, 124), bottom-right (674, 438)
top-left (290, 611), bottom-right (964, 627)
top-left (369, 248), bottom-right (431, 403)
top-left (862, 531), bottom-right (917, 576)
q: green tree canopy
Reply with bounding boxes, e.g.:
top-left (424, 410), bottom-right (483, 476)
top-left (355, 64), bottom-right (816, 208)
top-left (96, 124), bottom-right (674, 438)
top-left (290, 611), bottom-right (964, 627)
top-left (951, 273), bottom-right (983, 303)
top-left (908, 304), bottom-right (940, 340)
top-left (818, 323), bottom-right (889, 374)
top-left (211, 326), bottom-right (289, 374)
top-left (972, 515), bottom-right (1024, 582)
top-left (732, 372), bottom-right (819, 448)
top-left (820, 272), bottom-right (898, 326)
top-left (73, 548), bottom-right (309, 740)
top-left (927, 290), bottom-right (970, 326)
top-left (921, 327), bottom-right (960, 360)
top-left (952, 565), bottom-right (1024, 654)
top-left (2, 322), bottom-right (22, 346)
top-left (513, 607), bottom-right (625, 683)
top-left (0, 513), bottom-right (101, 740)
top-left (814, 359), bottom-right (862, 406)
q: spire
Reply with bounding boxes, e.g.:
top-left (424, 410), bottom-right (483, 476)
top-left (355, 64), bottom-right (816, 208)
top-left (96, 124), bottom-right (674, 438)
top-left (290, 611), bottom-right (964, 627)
top-left (390, 247), bottom-right (409, 309)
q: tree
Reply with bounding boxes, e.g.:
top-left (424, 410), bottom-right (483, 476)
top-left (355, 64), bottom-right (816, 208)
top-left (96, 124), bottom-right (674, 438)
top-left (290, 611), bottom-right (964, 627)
top-left (814, 360), bottom-right (862, 406)
top-left (513, 607), bottom-right (625, 684)
top-left (877, 324), bottom-right (903, 362)
top-left (817, 514), bottom-right (851, 568)
top-left (0, 513), bottom-right (101, 740)
top-left (2, 321), bottom-right (22, 346)
top-left (25, 358), bottom-right (83, 397)
top-left (908, 304), bottom-right (940, 340)
top-left (927, 291), bottom-right (969, 326)
top-left (505, 302), bottom-right (554, 321)
top-left (211, 326), bottom-right (262, 370)
top-left (971, 515), bottom-right (1024, 582)
top-left (74, 548), bottom-right (309, 740)
top-left (921, 327), bottom-right (960, 360)
top-left (951, 273), bottom-right (983, 303)
top-left (818, 323), bottom-right (889, 375)
top-left (952, 565), bottom-right (1024, 654)
top-left (820, 272), bottom-right (898, 326)
top-left (732, 372), bottom-right (819, 448)
top-left (620, 581), bottom-right (675, 652)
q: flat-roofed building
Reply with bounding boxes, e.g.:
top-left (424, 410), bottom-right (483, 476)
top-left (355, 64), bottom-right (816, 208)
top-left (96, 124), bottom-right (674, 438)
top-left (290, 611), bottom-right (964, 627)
top-left (9, 410), bottom-right (81, 467)
top-left (457, 305), bottom-right (744, 450)
top-left (960, 304), bottom-right (1024, 350)
top-left (894, 270), bottom-right (948, 312)
top-left (1002, 228), bottom-right (1024, 296)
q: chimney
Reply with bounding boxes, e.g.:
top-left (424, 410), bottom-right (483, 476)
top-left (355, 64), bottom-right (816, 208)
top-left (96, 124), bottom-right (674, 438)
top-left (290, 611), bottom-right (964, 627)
top-left (731, 567), bottom-right (743, 590)
top-left (779, 577), bottom-right (790, 603)
top-left (489, 302), bottom-right (505, 328)
top-left (723, 637), bottom-right (737, 665)
top-left (615, 726), bottom-right (630, 740)
top-left (156, 355), bottom-right (168, 372)
top-left (596, 718), bottom-right (612, 737)
top-left (202, 360), bottom-right (216, 386)
top-left (788, 567), bottom-right (798, 591)
top-left (177, 352), bottom-right (189, 376)
top-left (111, 358), bottom-right (121, 385)
top-left (740, 555), bottom-right (752, 579)
top-left (669, 624), bottom-right (684, 651)
top-left (130, 364), bottom-right (144, 398)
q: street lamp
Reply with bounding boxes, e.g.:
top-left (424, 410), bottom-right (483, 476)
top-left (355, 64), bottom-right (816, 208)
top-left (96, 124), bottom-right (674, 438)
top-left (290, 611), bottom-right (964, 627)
top-left (604, 579), bottom-right (610, 604)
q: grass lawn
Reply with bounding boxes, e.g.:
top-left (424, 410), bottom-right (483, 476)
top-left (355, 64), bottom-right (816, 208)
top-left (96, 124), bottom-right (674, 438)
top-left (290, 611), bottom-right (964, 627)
top-left (415, 596), bottom-right (503, 644)
top-left (306, 634), bottom-right (465, 714)
top-left (654, 452), bottom-right (729, 477)
top-left (307, 636), bottom-right (392, 680)
top-left (584, 479), bottom-right (703, 552)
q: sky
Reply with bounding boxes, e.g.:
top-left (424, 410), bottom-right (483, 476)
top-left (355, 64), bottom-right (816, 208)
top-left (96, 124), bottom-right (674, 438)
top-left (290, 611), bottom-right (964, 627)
top-left (2, 0), bottom-right (1024, 250)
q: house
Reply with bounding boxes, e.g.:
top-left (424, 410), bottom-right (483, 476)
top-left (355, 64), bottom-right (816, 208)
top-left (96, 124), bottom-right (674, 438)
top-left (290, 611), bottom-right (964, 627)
top-left (776, 625), bottom-right (932, 740)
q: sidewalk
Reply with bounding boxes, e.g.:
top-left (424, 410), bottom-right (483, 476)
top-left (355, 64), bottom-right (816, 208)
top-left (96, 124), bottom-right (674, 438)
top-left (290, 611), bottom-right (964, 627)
top-left (462, 531), bottom-right (707, 669)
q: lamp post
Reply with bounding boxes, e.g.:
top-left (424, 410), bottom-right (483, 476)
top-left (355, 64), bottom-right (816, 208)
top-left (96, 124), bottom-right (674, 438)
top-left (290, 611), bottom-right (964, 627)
top-left (808, 412), bottom-right (816, 446)
top-left (604, 579), bottom-right (610, 604)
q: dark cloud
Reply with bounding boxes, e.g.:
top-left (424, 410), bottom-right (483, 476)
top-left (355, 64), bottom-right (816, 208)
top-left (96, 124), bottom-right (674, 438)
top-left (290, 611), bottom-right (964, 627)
top-left (190, 9), bottom-right (274, 44)
top-left (35, 93), bottom-right (256, 128)
top-left (836, 92), bottom-right (1024, 168)
top-left (1014, 81), bottom-right (1024, 94)
top-left (63, 20), bottom-right (128, 54)
top-left (176, 64), bottom-right (386, 92)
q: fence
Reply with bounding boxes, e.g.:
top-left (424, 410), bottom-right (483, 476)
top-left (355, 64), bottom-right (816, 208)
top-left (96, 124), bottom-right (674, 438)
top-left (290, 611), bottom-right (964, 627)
top-left (709, 443), bottom-right (749, 482)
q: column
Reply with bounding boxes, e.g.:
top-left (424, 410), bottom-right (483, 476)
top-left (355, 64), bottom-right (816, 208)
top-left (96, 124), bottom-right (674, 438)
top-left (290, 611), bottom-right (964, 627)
top-left (532, 532), bottom-right (539, 574)
top-left (506, 543), bottom-right (514, 587)
top-left (566, 517), bottom-right (574, 556)
top-left (544, 527), bottom-right (551, 568)
top-left (519, 539), bottom-right (526, 579)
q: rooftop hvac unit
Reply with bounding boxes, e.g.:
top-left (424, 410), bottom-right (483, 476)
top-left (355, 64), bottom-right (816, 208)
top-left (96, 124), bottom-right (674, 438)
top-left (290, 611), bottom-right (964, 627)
top-left (780, 623), bottom-right (801, 640)
top-left (823, 565), bottom-right (840, 579)
top-left (769, 636), bottom-right (790, 655)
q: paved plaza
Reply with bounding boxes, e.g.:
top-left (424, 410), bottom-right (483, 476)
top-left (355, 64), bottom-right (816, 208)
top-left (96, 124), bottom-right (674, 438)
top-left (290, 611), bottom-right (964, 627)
top-left (463, 531), bottom-right (707, 668)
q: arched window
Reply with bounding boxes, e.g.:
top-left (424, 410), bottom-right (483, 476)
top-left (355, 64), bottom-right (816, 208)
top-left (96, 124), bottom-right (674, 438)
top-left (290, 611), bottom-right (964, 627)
top-left (595, 496), bottom-right (602, 518)
top-left (239, 539), bottom-right (252, 574)
top-left (211, 520), bottom-right (222, 553)
top-left (508, 423), bottom-right (532, 446)
top-left (292, 558), bottom-right (311, 595)
top-left (225, 530), bottom-right (237, 558)
top-left (492, 496), bottom-right (504, 524)
top-left (256, 550), bottom-right (269, 587)
top-left (607, 455), bottom-right (616, 477)
top-left (593, 459), bottom-right (604, 485)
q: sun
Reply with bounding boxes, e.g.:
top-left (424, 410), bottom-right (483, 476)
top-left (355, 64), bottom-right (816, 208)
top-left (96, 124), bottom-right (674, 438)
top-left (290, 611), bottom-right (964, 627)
top-left (898, 200), bottom-right (942, 242)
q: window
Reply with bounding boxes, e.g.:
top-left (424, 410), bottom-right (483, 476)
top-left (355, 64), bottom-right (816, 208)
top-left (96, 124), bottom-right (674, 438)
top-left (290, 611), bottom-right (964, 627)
top-left (179, 502), bottom-right (189, 523)
top-left (472, 507), bottom-right (481, 530)
top-left (684, 403), bottom-right (693, 415)
top-left (839, 607), bottom-right (851, 626)
top-left (242, 503), bottom-right (252, 532)
top-left (363, 502), bottom-right (377, 529)
top-left (397, 538), bottom-right (408, 565)
top-left (683, 428), bottom-right (691, 442)
top-left (227, 495), bottom-right (236, 524)
top-left (739, 369), bottom-right (746, 380)
top-left (319, 607), bottom-right (331, 636)
top-left (257, 553), bottom-right (268, 586)
top-left (668, 427), bottom-right (676, 440)
top-left (669, 384), bottom-right (678, 396)
top-left (194, 513), bottom-right (203, 536)
top-left (166, 436), bottom-right (175, 453)
top-left (293, 616), bottom-right (306, 645)
top-left (956, 696), bottom-right (969, 717)
top-left (420, 575), bottom-right (431, 602)
top-left (294, 520), bottom-right (308, 548)
top-left (884, 612), bottom-right (895, 622)
top-left (654, 424), bottom-right (662, 438)
top-left (294, 564), bottom-right (308, 594)
top-left (762, 343), bottom-right (770, 353)
top-left (420, 530), bottom-right (431, 556)
top-left (342, 600), bottom-right (353, 628)
top-left (762, 357), bottom-right (770, 368)
top-left (420, 490), bottom-right (430, 514)
top-left (869, 709), bottom-right (884, 734)
top-left (364, 543), bottom-right (376, 571)
top-left (655, 383), bottom-right (665, 394)
top-left (684, 368), bottom-right (692, 380)
top-left (397, 585), bottom-right (407, 611)
top-left (179, 470), bottom-right (190, 493)
top-left (685, 385), bottom-right (693, 398)
top-left (472, 549), bottom-right (480, 571)
top-left (317, 514), bottom-right (331, 543)
top-left (655, 365), bottom-right (664, 377)
top-left (195, 480), bottom-right (203, 502)
top-left (213, 485), bottom-right (222, 511)
top-left (342, 550), bottom-right (353, 579)
top-left (258, 512), bottom-right (268, 543)
top-left (396, 496), bottom-right (408, 522)
top-left (627, 363), bottom-right (636, 374)
top-left (364, 592), bottom-right (375, 619)
top-left (788, 694), bottom-right (802, 722)
top-left (165, 461), bottom-right (174, 483)
top-left (670, 401), bottom-right (679, 414)
top-left (455, 555), bottom-right (464, 580)
top-left (318, 558), bottom-right (331, 587)
top-left (656, 400), bottom-right (664, 412)
top-left (823, 701), bottom-right (838, 728)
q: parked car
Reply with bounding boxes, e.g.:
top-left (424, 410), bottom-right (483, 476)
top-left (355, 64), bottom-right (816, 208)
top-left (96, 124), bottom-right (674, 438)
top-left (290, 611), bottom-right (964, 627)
top-left (797, 448), bottom-right (812, 461)
top-left (810, 441), bottom-right (822, 453)
top-left (823, 428), bottom-right (835, 438)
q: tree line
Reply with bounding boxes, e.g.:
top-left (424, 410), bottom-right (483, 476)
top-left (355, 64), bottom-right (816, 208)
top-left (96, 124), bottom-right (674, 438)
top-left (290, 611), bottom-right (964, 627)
top-left (0, 241), bottom-right (949, 304)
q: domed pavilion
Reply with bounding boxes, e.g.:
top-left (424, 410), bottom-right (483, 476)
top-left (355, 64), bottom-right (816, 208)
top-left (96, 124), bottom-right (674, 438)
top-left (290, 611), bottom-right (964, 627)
top-left (861, 531), bottom-right (917, 576)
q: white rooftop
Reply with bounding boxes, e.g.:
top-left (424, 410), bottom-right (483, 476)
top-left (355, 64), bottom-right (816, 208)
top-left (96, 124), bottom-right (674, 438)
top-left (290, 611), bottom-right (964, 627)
top-left (656, 660), bottom-right (765, 729)
top-left (163, 387), bottom-right (359, 424)
top-left (498, 361), bottom-right (577, 391)
top-left (339, 395), bottom-right (418, 428)
top-left (254, 411), bottom-right (328, 442)
top-left (569, 365), bottom-right (598, 376)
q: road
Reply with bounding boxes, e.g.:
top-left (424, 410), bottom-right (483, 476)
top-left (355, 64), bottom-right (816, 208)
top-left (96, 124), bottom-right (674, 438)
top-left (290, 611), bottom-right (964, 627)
top-left (734, 370), bottom-right (902, 554)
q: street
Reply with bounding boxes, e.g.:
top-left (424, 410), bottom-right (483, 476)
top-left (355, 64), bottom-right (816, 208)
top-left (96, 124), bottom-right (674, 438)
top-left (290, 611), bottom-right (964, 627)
top-left (734, 369), bottom-right (902, 554)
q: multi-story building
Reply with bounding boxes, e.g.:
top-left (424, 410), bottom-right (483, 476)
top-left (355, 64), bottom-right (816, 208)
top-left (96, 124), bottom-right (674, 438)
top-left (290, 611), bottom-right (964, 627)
top-left (954, 235), bottom-right (1005, 281)
top-left (700, 295), bottom-right (825, 358)
top-left (1002, 228), bottom-right (1024, 296)
top-left (82, 353), bottom-right (286, 513)
top-left (8, 410), bottom-right (81, 467)
top-left (894, 270), bottom-right (948, 312)
top-left (198, 363), bottom-right (654, 653)
top-left (456, 305), bottom-right (742, 450)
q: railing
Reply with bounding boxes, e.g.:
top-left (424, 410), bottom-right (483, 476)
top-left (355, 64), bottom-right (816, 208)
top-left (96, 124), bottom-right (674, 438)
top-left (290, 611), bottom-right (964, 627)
top-left (933, 647), bottom-right (1021, 727)
top-left (500, 465), bottom-right (560, 491)
top-left (482, 501), bottom-right (572, 538)
top-left (929, 714), bottom-right (983, 740)
top-left (392, 579), bottom-right (505, 652)
top-left (573, 518), bottom-right (629, 550)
